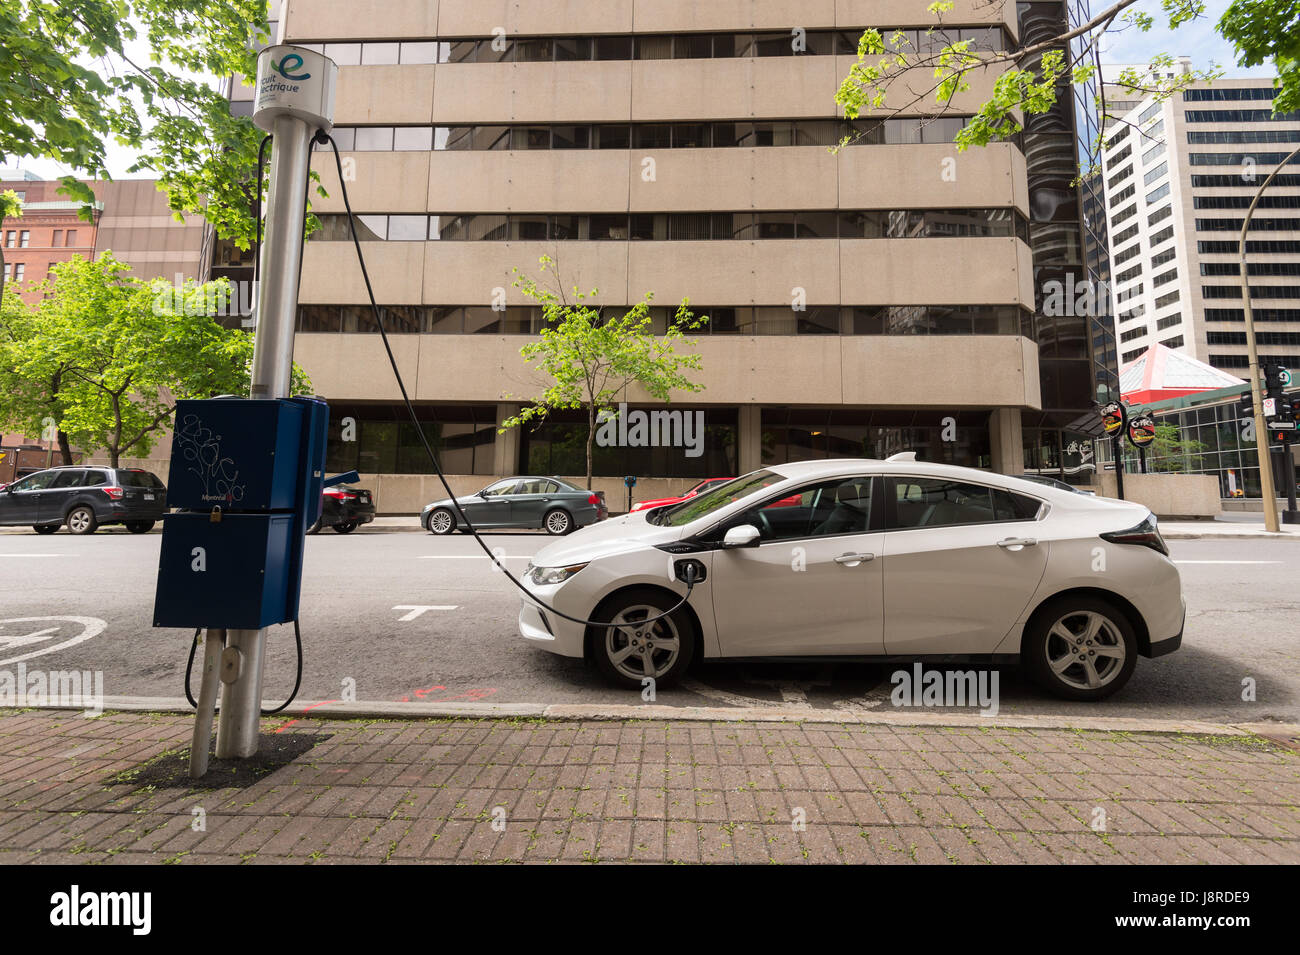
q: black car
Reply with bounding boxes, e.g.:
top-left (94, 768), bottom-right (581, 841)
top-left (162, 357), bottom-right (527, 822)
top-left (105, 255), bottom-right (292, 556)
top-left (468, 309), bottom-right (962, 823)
top-left (0, 466), bottom-right (168, 534)
top-left (308, 485), bottom-right (376, 534)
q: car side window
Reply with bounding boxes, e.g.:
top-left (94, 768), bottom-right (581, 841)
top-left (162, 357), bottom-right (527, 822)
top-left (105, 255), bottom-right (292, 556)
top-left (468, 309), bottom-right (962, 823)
top-left (890, 478), bottom-right (1036, 529)
top-left (84, 471), bottom-right (109, 487)
top-left (482, 480), bottom-right (517, 497)
top-left (12, 471), bottom-right (57, 491)
top-left (729, 477), bottom-right (874, 542)
top-left (48, 470), bottom-right (85, 489)
top-left (517, 479), bottom-right (552, 495)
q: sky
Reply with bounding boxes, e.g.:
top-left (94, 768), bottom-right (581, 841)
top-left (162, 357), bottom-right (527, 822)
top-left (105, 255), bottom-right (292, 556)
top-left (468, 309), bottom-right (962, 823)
top-left (2, 0), bottom-right (1280, 183)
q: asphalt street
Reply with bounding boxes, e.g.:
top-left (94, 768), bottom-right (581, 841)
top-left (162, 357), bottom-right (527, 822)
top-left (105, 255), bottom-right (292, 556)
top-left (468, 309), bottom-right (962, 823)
top-left (0, 524), bottom-right (1297, 723)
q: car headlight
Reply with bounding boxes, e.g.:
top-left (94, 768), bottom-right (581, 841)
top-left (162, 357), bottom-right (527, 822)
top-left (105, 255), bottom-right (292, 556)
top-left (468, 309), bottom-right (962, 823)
top-left (527, 562), bottom-right (588, 585)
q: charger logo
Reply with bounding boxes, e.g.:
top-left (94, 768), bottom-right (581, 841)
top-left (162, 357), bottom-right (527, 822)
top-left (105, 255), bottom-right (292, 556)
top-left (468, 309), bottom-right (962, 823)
top-left (272, 53), bottom-right (311, 81)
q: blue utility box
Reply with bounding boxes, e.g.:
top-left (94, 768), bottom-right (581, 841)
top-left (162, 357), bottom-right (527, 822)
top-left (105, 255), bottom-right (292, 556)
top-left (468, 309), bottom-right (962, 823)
top-left (154, 396), bottom-right (330, 630)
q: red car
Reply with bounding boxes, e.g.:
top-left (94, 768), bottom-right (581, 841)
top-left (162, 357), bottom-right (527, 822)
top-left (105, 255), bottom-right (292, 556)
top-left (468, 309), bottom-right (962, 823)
top-left (630, 478), bottom-right (733, 513)
top-left (631, 477), bottom-right (801, 513)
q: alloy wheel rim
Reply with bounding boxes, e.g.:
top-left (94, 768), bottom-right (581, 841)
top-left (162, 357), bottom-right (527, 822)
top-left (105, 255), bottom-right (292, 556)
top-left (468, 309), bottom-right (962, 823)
top-left (431, 510), bottom-right (452, 533)
top-left (547, 511), bottom-right (569, 533)
top-left (605, 605), bottom-right (681, 680)
top-left (1045, 610), bottom-right (1126, 690)
top-left (69, 510), bottom-right (90, 532)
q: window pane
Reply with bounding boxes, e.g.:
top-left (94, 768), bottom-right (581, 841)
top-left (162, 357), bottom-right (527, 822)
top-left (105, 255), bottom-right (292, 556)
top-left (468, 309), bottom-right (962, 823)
top-left (354, 127), bottom-right (394, 151)
top-left (387, 215), bottom-right (428, 240)
top-left (399, 41), bottom-right (439, 64)
top-left (890, 478), bottom-right (996, 528)
top-left (555, 37), bottom-right (592, 60)
top-left (393, 126), bottom-right (434, 150)
top-left (324, 43), bottom-right (361, 65)
top-left (551, 125), bottom-right (590, 149)
top-left (474, 126), bottom-right (510, 150)
top-left (674, 34), bottom-right (712, 59)
top-left (595, 36), bottom-right (632, 60)
top-left (361, 43), bottom-right (399, 65)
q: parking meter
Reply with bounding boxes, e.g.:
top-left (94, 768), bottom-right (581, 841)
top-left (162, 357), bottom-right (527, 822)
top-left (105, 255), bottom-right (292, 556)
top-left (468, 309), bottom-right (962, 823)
top-left (624, 475), bottom-right (637, 513)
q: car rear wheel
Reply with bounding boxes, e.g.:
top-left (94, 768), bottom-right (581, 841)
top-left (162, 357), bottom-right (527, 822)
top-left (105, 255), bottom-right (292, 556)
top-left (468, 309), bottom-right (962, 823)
top-left (591, 588), bottom-right (696, 690)
top-left (333, 522), bottom-right (357, 534)
top-left (427, 508), bottom-right (455, 535)
top-left (124, 520), bottom-right (154, 534)
top-left (307, 517), bottom-right (323, 535)
top-left (544, 508), bottom-right (572, 535)
top-left (1023, 596), bottom-right (1137, 701)
top-left (33, 524), bottom-right (58, 535)
top-left (66, 506), bottom-right (98, 536)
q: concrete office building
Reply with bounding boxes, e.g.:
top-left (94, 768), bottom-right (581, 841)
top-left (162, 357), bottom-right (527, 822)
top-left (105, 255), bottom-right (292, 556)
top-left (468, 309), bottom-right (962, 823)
top-left (1099, 72), bottom-right (1300, 374)
top-left (264, 0), bottom-right (1115, 510)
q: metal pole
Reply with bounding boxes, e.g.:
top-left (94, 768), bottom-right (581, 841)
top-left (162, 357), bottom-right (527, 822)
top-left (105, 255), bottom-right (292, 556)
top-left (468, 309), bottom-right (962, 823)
top-left (1239, 144), bottom-right (1299, 533)
top-left (1284, 434), bottom-right (1298, 523)
top-left (215, 112), bottom-right (314, 759)
top-left (189, 628), bottom-right (225, 778)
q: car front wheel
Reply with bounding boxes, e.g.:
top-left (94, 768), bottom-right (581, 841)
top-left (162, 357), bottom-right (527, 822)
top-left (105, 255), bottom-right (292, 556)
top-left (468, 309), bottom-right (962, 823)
top-left (66, 506), bottom-right (98, 536)
top-left (124, 520), bottom-right (154, 534)
top-left (591, 588), bottom-right (696, 690)
top-left (1023, 596), bottom-right (1137, 701)
top-left (427, 508), bottom-right (455, 535)
top-left (33, 524), bottom-right (58, 535)
top-left (544, 508), bottom-right (572, 535)
top-left (333, 522), bottom-right (357, 534)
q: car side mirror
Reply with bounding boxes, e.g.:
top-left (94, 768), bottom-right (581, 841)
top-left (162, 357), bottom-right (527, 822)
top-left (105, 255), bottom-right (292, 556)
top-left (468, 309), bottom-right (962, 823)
top-left (722, 524), bottom-right (761, 548)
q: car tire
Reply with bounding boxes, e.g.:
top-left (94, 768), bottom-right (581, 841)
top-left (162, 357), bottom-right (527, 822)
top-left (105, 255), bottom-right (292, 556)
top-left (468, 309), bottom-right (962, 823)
top-left (1023, 595), bottom-right (1138, 701)
top-left (33, 524), bottom-right (58, 535)
top-left (543, 508), bottom-right (572, 535)
top-left (124, 520), bottom-right (154, 534)
top-left (427, 507), bottom-right (456, 535)
top-left (65, 506), bottom-right (98, 536)
top-left (333, 522), bottom-right (357, 534)
top-left (307, 517), bottom-right (323, 535)
top-left (590, 587), bottom-right (697, 690)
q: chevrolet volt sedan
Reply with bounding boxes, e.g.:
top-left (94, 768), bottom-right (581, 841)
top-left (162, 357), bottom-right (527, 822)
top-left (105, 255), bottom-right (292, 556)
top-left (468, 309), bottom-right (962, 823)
top-left (517, 457), bottom-right (1185, 701)
top-left (423, 476), bottom-right (607, 535)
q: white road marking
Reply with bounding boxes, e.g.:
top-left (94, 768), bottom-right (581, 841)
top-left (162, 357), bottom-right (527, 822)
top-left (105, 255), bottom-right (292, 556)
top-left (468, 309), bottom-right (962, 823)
top-left (0, 554), bottom-right (71, 558)
top-left (392, 605), bottom-right (458, 621)
top-left (417, 555), bottom-right (531, 560)
top-left (0, 616), bottom-right (107, 666)
top-left (1174, 560), bottom-right (1281, 565)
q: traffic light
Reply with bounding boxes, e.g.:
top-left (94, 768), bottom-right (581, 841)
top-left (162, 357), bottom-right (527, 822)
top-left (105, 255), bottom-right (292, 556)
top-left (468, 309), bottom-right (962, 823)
top-left (1241, 389), bottom-right (1255, 416)
top-left (1264, 363), bottom-right (1288, 399)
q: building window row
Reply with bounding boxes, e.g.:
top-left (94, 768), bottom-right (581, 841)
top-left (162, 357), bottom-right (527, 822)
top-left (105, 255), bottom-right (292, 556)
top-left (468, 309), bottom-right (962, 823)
top-left (1156, 313), bottom-right (1182, 330)
top-left (1211, 353), bottom-right (1300, 369)
top-left (1142, 141), bottom-right (1166, 165)
top-left (1113, 242), bottom-right (1141, 265)
top-left (1146, 182), bottom-right (1171, 204)
top-left (316, 117), bottom-right (976, 153)
top-left (1190, 151), bottom-right (1300, 166)
top-left (1121, 346), bottom-right (1145, 362)
top-left (1202, 285), bottom-right (1300, 299)
top-left (1152, 268), bottom-right (1179, 288)
top-left (1194, 194), bottom-right (1300, 210)
top-left (1143, 160), bottom-right (1168, 186)
top-left (1196, 217), bottom-right (1300, 231)
top-left (295, 303), bottom-right (1031, 337)
top-left (1108, 183), bottom-right (1135, 208)
top-left (1185, 87), bottom-right (1276, 101)
top-left (1119, 325), bottom-right (1146, 343)
top-left (1112, 222), bottom-right (1139, 245)
top-left (1106, 165), bottom-right (1132, 191)
top-left (309, 209), bottom-right (1029, 243)
top-left (1206, 308), bottom-right (1300, 322)
top-left (1151, 247), bottom-right (1177, 269)
top-left (1160, 334), bottom-right (1184, 348)
top-left (1201, 261), bottom-right (1300, 276)
top-left (1191, 173), bottom-right (1300, 188)
top-left (298, 27), bottom-right (1013, 66)
top-left (1155, 289), bottom-right (1181, 308)
top-left (1199, 239), bottom-right (1300, 254)
top-left (1114, 263), bottom-right (1142, 283)
top-left (1208, 331), bottom-right (1300, 346)
top-left (1150, 225), bottom-right (1175, 247)
top-left (1148, 204), bottom-right (1173, 227)
top-left (1188, 129), bottom-right (1300, 145)
top-left (1110, 203), bottom-right (1137, 226)
top-left (1185, 109), bottom-right (1300, 123)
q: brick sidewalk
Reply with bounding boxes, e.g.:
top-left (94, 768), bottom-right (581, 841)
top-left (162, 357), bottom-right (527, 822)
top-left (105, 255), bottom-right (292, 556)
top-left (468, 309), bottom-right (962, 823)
top-left (0, 709), bottom-right (1297, 864)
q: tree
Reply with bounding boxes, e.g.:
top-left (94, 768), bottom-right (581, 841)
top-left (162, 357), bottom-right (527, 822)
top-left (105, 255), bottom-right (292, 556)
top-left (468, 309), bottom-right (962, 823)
top-left (0, 253), bottom-right (311, 466)
top-left (0, 1), bottom-right (301, 250)
top-left (833, 0), bottom-right (1296, 160)
top-left (501, 256), bottom-right (709, 489)
top-left (0, 190), bottom-right (20, 303)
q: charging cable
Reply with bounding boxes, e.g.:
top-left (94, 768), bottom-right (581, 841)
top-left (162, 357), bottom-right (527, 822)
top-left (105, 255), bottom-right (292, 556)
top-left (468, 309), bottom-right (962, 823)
top-left (319, 131), bottom-right (697, 629)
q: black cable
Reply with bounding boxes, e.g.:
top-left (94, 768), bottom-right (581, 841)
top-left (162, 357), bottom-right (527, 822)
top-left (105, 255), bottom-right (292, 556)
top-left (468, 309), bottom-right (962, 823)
top-left (184, 622), bottom-right (303, 714)
top-left (321, 132), bottom-right (697, 629)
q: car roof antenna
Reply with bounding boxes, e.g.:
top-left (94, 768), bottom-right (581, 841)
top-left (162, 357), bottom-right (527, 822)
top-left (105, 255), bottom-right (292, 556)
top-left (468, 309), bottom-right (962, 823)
top-left (886, 451), bottom-right (918, 462)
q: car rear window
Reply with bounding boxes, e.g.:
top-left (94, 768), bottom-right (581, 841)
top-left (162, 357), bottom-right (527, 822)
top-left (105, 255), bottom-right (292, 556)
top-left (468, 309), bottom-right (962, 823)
top-left (118, 471), bottom-right (160, 488)
top-left (84, 471), bottom-right (110, 486)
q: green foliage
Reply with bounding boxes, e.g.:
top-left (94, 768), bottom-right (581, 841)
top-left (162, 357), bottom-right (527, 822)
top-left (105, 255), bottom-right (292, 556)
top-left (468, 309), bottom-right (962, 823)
top-left (832, 0), bottom-right (1262, 158)
top-left (0, 189), bottom-right (21, 301)
top-left (502, 256), bottom-right (709, 487)
top-left (0, 0), bottom-right (299, 248)
top-left (0, 254), bottom-right (310, 465)
top-left (1220, 0), bottom-right (1300, 112)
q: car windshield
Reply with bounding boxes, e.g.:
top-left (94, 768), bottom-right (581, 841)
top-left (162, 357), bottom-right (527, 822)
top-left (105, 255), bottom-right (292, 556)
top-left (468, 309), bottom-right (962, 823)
top-left (650, 470), bottom-right (786, 527)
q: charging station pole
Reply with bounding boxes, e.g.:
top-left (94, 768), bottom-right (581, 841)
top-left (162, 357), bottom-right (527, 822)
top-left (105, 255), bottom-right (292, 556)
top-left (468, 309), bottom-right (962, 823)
top-left (213, 47), bottom-right (337, 759)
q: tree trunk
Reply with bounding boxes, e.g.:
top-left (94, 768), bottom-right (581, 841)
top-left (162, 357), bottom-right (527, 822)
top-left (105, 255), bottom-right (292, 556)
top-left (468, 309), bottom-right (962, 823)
top-left (585, 403), bottom-right (595, 490)
top-left (57, 431), bottom-right (73, 467)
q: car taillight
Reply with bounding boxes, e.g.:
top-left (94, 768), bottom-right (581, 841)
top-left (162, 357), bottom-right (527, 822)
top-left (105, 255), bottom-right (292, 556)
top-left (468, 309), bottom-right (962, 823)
top-left (1100, 515), bottom-right (1168, 557)
top-left (589, 494), bottom-right (600, 506)
top-left (103, 486), bottom-right (123, 500)
top-left (324, 489), bottom-right (356, 500)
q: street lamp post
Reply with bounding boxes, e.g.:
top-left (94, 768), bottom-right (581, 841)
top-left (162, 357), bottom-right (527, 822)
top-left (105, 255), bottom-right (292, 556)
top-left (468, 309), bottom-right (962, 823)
top-left (1238, 143), bottom-right (1300, 533)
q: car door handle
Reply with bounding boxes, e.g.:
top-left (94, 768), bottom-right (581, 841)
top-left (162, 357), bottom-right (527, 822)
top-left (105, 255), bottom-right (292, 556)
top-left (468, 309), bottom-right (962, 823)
top-left (997, 537), bottom-right (1038, 550)
top-left (834, 552), bottom-right (875, 566)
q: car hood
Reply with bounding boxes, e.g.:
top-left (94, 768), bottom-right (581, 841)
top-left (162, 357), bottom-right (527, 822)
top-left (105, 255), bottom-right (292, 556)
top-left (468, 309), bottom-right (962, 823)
top-left (423, 495), bottom-right (481, 511)
top-left (530, 511), bottom-right (683, 566)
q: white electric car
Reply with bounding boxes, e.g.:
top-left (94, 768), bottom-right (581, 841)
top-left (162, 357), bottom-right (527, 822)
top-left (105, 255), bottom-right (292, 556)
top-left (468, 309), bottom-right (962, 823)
top-left (517, 457), bottom-right (1185, 701)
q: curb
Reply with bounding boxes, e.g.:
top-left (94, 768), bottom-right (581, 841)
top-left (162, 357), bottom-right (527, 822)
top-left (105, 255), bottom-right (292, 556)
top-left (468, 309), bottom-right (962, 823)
top-left (26, 695), bottom-right (1300, 739)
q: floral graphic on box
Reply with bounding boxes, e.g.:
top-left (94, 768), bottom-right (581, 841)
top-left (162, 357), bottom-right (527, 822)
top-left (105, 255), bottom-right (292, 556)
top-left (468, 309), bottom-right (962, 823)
top-left (175, 414), bottom-right (246, 504)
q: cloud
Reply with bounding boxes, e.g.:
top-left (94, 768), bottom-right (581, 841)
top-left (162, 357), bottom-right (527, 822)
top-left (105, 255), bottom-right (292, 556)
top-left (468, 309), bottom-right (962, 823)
top-left (1098, 0), bottom-right (1273, 78)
